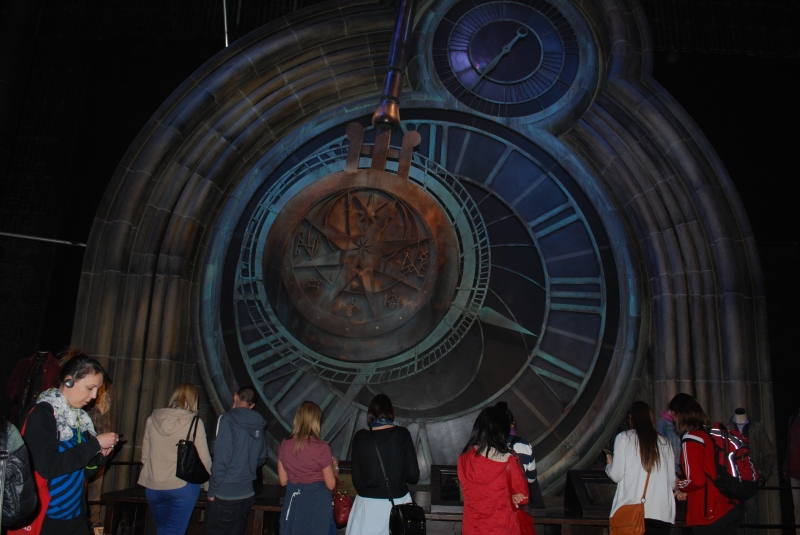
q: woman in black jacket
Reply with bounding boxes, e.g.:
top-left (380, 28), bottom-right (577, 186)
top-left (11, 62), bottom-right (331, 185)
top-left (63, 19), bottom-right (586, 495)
top-left (346, 394), bottom-right (420, 535)
top-left (21, 351), bottom-right (119, 535)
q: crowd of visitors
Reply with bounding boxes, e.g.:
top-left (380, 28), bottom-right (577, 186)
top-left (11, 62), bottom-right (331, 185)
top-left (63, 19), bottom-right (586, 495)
top-left (3, 348), bottom-right (798, 535)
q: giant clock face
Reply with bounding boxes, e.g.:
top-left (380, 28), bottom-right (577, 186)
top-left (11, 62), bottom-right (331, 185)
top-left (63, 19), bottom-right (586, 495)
top-left (219, 110), bottom-right (620, 482)
top-left (432, 0), bottom-right (580, 117)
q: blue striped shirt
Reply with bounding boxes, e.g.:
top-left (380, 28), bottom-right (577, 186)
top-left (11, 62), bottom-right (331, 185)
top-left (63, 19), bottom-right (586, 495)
top-left (47, 430), bottom-right (85, 519)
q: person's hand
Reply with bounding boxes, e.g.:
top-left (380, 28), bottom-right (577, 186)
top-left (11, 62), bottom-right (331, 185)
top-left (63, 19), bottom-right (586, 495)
top-left (603, 449), bottom-right (612, 465)
top-left (673, 490), bottom-right (687, 501)
top-left (100, 447), bottom-right (113, 456)
top-left (759, 476), bottom-right (766, 487)
top-left (97, 432), bottom-right (119, 449)
top-left (332, 456), bottom-right (339, 470)
top-left (208, 497), bottom-right (215, 502)
top-left (511, 493), bottom-right (526, 506)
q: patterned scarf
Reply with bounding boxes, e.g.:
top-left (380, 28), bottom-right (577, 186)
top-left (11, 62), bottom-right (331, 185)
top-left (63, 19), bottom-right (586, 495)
top-left (370, 417), bottom-right (394, 428)
top-left (36, 388), bottom-right (96, 442)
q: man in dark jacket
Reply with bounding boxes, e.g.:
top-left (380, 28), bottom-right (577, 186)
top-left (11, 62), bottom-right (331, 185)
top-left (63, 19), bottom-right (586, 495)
top-left (728, 407), bottom-right (776, 534)
top-left (203, 386), bottom-right (267, 535)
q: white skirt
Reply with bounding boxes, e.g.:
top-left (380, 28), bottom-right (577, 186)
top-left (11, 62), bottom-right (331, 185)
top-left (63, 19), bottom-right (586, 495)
top-left (344, 492), bottom-right (412, 535)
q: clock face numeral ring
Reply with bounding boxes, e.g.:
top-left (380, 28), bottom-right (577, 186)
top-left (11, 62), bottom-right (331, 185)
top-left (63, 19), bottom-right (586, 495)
top-left (235, 137), bottom-right (490, 385)
top-left (212, 111), bottom-right (631, 488)
top-left (432, 0), bottom-right (581, 117)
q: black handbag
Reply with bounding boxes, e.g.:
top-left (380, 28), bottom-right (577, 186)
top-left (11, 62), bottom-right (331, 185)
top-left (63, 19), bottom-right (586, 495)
top-left (176, 416), bottom-right (210, 484)
top-left (370, 428), bottom-right (426, 535)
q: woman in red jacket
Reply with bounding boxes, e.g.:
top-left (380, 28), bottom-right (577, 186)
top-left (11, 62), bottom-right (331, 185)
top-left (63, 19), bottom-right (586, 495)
top-left (670, 393), bottom-right (742, 534)
top-left (457, 407), bottom-right (529, 535)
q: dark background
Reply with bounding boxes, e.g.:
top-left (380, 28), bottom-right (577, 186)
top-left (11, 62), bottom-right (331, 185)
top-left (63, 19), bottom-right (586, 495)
top-left (0, 0), bottom-right (798, 524)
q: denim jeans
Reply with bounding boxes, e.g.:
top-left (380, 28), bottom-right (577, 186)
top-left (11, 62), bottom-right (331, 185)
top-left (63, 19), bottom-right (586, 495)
top-left (202, 495), bottom-right (255, 535)
top-left (146, 483), bottom-right (200, 535)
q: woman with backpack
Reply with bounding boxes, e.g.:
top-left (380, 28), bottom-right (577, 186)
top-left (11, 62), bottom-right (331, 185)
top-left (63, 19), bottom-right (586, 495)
top-left (17, 351), bottom-right (119, 535)
top-left (670, 393), bottom-right (743, 534)
top-left (604, 401), bottom-right (676, 535)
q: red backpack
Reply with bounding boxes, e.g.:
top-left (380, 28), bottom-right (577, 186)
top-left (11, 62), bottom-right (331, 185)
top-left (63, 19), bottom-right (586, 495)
top-left (707, 423), bottom-right (759, 501)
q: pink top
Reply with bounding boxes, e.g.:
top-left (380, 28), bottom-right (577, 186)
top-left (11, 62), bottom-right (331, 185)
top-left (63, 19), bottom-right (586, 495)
top-left (278, 437), bottom-right (332, 484)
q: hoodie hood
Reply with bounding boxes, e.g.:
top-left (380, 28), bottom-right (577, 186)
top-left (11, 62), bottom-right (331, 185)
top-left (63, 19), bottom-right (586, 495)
top-left (150, 407), bottom-right (196, 436)
top-left (458, 449), bottom-right (510, 486)
top-left (226, 407), bottom-right (267, 439)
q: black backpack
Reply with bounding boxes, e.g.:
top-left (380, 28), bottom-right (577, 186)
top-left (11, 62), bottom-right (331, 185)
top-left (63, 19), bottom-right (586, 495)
top-left (1, 419), bottom-right (38, 527)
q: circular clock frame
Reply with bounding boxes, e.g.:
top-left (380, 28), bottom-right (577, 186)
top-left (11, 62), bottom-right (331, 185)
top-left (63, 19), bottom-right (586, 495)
top-left (200, 107), bottom-right (641, 491)
top-left (410, 0), bottom-right (600, 127)
top-left (234, 139), bottom-right (491, 382)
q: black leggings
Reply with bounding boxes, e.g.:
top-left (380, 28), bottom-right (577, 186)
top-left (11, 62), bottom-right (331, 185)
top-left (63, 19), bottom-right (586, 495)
top-left (645, 518), bottom-right (673, 535)
top-left (41, 512), bottom-right (90, 535)
top-left (692, 506), bottom-right (744, 535)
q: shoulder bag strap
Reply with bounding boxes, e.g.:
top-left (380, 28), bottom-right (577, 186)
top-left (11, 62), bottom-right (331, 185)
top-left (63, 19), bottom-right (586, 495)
top-left (369, 428), bottom-right (396, 507)
top-left (186, 416), bottom-right (199, 442)
top-left (641, 471), bottom-right (651, 503)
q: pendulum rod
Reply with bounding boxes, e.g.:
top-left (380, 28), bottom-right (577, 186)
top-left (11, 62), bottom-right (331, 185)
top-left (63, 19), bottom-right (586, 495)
top-left (372, 0), bottom-right (416, 130)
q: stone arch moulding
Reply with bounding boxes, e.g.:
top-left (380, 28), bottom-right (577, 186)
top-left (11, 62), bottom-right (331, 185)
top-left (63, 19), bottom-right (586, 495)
top-left (72, 0), bottom-right (773, 510)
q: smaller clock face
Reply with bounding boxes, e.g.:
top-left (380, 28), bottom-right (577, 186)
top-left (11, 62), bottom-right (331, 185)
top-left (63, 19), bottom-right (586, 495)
top-left (433, 0), bottom-right (580, 117)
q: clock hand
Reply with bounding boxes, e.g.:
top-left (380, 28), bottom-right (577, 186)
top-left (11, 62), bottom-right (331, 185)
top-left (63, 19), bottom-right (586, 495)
top-left (471, 27), bottom-right (528, 90)
top-left (478, 306), bottom-right (535, 336)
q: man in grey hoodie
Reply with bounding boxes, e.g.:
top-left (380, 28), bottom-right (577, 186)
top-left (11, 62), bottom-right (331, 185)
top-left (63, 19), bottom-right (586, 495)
top-left (203, 386), bottom-right (267, 535)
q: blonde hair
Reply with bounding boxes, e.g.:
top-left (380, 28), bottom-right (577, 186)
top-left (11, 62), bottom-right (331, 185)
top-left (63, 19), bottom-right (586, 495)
top-left (168, 383), bottom-right (199, 413)
top-left (288, 401), bottom-right (322, 454)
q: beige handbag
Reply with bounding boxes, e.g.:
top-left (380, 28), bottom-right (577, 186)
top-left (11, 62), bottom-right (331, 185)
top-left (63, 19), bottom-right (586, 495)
top-left (609, 471), bottom-right (650, 535)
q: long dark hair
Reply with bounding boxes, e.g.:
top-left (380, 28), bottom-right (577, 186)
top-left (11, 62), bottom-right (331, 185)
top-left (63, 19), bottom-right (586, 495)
top-left (669, 393), bottom-right (709, 435)
top-left (367, 394), bottom-right (394, 426)
top-left (462, 407), bottom-right (510, 456)
top-left (629, 401), bottom-right (661, 473)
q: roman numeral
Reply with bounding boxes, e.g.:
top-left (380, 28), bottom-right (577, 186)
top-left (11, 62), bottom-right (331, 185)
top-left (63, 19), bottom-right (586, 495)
top-left (511, 386), bottom-right (552, 428)
top-left (528, 202), bottom-right (578, 238)
top-left (530, 349), bottom-right (586, 391)
top-left (484, 147), bottom-right (513, 187)
top-left (416, 424), bottom-right (434, 484)
top-left (549, 277), bottom-right (602, 314)
top-left (321, 383), bottom-right (363, 440)
top-left (453, 131), bottom-right (471, 175)
top-left (338, 409), bottom-right (359, 460)
top-left (268, 369), bottom-right (304, 406)
top-left (246, 336), bottom-right (297, 378)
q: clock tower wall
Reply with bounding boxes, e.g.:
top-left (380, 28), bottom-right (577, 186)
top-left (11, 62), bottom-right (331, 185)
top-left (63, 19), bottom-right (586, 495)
top-left (71, 0), bottom-right (774, 516)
